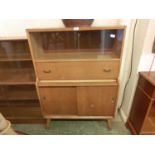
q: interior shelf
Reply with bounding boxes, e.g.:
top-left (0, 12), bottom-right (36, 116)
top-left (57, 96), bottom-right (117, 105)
top-left (0, 68), bottom-right (35, 85)
top-left (0, 106), bottom-right (43, 118)
top-left (0, 85), bottom-right (38, 101)
top-left (0, 61), bottom-right (35, 85)
top-left (0, 53), bottom-right (32, 61)
top-left (0, 99), bottom-right (39, 106)
top-left (35, 50), bottom-right (120, 61)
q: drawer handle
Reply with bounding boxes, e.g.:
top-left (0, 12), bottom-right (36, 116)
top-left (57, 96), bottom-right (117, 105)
top-left (43, 70), bottom-right (51, 74)
top-left (103, 68), bottom-right (111, 72)
top-left (43, 96), bottom-right (46, 100)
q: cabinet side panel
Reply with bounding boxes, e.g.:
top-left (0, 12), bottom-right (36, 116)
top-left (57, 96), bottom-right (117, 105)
top-left (128, 87), bottom-right (151, 133)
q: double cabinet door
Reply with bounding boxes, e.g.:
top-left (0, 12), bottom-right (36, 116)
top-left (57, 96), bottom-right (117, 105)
top-left (38, 85), bottom-right (118, 117)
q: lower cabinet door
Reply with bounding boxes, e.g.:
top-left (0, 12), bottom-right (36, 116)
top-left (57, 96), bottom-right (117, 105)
top-left (77, 86), bottom-right (118, 116)
top-left (39, 87), bottom-right (77, 115)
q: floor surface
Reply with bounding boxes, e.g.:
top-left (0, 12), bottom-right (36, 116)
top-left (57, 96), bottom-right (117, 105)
top-left (12, 115), bottom-right (131, 135)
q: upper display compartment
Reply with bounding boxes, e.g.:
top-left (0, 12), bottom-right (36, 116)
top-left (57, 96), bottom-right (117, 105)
top-left (0, 38), bottom-right (31, 61)
top-left (27, 27), bottom-right (126, 61)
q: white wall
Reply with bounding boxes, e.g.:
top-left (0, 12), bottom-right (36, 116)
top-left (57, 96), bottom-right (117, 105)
top-left (0, 19), bottom-right (122, 37)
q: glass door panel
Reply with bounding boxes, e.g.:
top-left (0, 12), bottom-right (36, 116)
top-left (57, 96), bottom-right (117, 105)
top-left (0, 40), bottom-right (31, 61)
top-left (29, 28), bottom-right (125, 60)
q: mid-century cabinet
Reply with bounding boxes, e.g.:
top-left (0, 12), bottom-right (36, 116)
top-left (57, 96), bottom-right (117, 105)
top-left (0, 38), bottom-right (44, 123)
top-left (127, 72), bottom-right (155, 134)
top-left (27, 26), bottom-right (126, 129)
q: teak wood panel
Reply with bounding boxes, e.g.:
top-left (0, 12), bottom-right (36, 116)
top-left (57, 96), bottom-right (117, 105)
top-left (35, 61), bottom-right (120, 80)
top-left (77, 86), bottom-right (118, 116)
top-left (138, 74), bottom-right (155, 99)
top-left (38, 87), bottom-right (77, 115)
top-left (128, 86), bottom-right (151, 134)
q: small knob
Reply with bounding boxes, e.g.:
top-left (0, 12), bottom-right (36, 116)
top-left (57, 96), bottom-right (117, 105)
top-left (103, 68), bottom-right (111, 72)
top-left (90, 104), bottom-right (94, 108)
top-left (43, 96), bottom-right (46, 100)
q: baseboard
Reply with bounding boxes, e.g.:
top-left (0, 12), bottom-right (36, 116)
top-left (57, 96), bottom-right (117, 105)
top-left (119, 108), bottom-right (128, 123)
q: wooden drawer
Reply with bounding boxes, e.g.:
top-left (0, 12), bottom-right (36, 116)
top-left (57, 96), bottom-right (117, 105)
top-left (36, 61), bottom-right (119, 80)
top-left (35, 61), bottom-right (120, 80)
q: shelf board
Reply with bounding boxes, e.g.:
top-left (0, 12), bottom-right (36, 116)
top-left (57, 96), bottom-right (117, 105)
top-left (0, 37), bottom-right (27, 41)
top-left (0, 106), bottom-right (43, 118)
top-left (0, 68), bottom-right (36, 85)
top-left (0, 53), bottom-right (32, 62)
top-left (0, 99), bottom-right (39, 107)
top-left (7, 91), bottom-right (38, 101)
top-left (35, 51), bottom-right (120, 62)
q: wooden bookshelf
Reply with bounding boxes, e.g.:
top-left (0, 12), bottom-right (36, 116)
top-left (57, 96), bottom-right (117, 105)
top-left (0, 38), bottom-right (44, 123)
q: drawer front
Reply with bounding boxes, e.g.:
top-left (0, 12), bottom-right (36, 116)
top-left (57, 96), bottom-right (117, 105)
top-left (36, 61), bottom-right (120, 80)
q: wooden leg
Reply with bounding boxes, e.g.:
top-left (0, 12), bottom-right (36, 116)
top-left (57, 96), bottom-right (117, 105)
top-left (46, 119), bottom-right (50, 129)
top-left (107, 119), bottom-right (112, 130)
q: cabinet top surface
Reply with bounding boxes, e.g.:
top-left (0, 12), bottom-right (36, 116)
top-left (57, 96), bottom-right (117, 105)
top-left (140, 72), bottom-right (155, 86)
top-left (27, 26), bottom-right (126, 32)
top-left (0, 37), bottom-right (27, 41)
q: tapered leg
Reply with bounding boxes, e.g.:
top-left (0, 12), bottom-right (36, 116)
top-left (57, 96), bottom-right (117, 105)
top-left (107, 119), bottom-right (112, 130)
top-left (46, 119), bottom-right (51, 129)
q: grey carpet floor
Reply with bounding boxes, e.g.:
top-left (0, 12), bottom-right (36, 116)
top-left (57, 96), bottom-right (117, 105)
top-left (12, 119), bottom-right (131, 135)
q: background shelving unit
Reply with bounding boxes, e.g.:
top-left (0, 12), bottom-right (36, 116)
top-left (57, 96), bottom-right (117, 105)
top-left (127, 72), bottom-right (155, 134)
top-left (0, 38), bottom-right (45, 123)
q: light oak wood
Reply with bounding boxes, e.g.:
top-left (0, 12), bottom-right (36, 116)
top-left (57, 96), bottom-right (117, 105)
top-left (26, 26), bottom-right (126, 130)
top-left (33, 51), bottom-right (120, 62)
top-left (38, 87), bottom-right (77, 115)
top-left (37, 79), bottom-right (118, 87)
top-left (27, 26), bottom-right (126, 32)
top-left (77, 86), bottom-right (118, 116)
top-left (35, 61), bottom-right (120, 80)
top-left (107, 119), bottom-right (112, 130)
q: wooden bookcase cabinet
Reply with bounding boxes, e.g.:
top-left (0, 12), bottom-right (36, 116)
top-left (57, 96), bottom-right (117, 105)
top-left (0, 38), bottom-right (44, 123)
top-left (127, 72), bottom-right (155, 134)
top-left (27, 26), bottom-right (126, 129)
